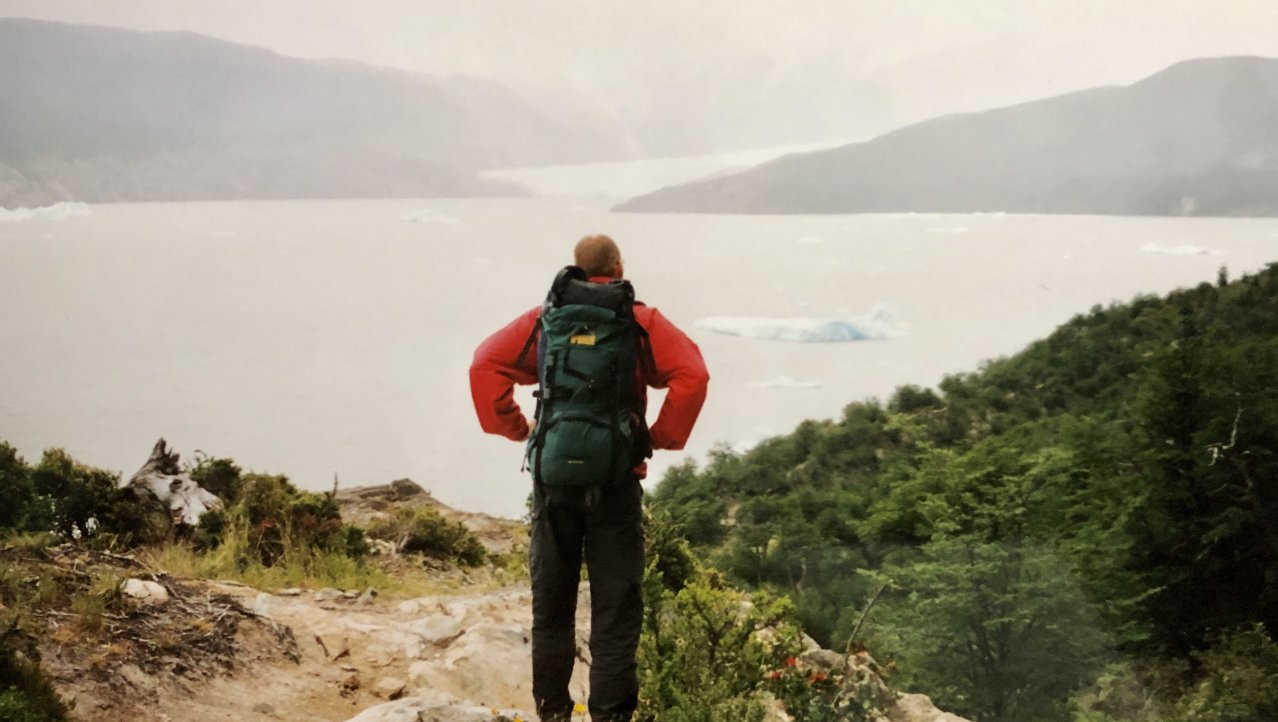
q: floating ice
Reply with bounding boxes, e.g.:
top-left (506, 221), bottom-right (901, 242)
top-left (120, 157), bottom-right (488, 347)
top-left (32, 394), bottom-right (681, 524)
top-left (747, 375), bottom-right (823, 389)
top-left (695, 305), bottom-right (901, 342)
top-left (0, 202), bottom-right (93, 222)
top-left (400, 208), bottom-right (459, 224)
top-left (1140, 242), bottom-right (1221, 256)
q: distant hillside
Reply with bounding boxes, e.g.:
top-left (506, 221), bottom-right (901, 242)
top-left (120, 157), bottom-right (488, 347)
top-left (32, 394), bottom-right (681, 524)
top-left (0, 19), bottom-right (628, 206)
top-left (617, 56), bottom-right (1278, 216)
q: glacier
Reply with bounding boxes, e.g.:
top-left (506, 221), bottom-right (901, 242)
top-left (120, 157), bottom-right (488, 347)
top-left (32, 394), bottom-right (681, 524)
top-left (695, 304), bottom-right (901, 342)
top-left (1140, 242), bottom-right (1221, 256)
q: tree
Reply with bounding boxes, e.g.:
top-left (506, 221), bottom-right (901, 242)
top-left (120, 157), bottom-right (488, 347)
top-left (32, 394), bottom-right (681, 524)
top-left (869, 444), bottom-right (1110, 722)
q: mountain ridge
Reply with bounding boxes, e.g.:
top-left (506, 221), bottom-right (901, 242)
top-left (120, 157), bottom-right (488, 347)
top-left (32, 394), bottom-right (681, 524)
top-left (0, 18), bottom-right (628, 206)
top-left (616, 55), bottom-right (1278, 216)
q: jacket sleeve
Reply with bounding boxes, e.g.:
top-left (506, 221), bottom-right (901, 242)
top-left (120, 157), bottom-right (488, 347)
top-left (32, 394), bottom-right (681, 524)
top-left (469, 307), bottom-right (540, 441)
top-left (642, 308), bottom-right (710, 451)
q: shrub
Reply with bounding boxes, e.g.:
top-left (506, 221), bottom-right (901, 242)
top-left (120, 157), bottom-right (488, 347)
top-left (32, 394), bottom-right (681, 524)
top-left (0, 646), bottom-right (71, 722)
top-left (643, 506), bottom-right (699, 594)
top-left (187, 454), bottom-right (243, 505)
top-left (0, 442), bottom-right (34, 533)
top-left (0, 586), bottom-right (71, 722)
top-left (1172, 624), bottom-right (1278, 722)
top-left (368, 507), bottom-right (487, 567)
top-left (637, 547), bottom-right (809, 722)
top-left (26, 448), bottom-right (161, 546)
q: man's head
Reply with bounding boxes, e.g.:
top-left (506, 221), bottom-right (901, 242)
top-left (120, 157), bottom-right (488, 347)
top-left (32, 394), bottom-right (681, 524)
top-left (574, 234), bottom-right (623, 278)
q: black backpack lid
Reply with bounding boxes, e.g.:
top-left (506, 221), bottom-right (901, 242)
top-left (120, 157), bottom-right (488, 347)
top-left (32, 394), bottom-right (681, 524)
top-left (547, 265), bottom-right (634, 316)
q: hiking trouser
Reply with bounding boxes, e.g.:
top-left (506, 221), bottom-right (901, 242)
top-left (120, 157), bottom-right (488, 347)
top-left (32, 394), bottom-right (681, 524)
top-left (530, 478), bottom-right (644, 722)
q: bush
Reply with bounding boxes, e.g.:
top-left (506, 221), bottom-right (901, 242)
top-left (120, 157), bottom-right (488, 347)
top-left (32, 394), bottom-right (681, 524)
top-left (637, 575), bottom-right (799, 722)
top-left (0, 617), bottom-right (71, 722)
top-left (368, 507), bottom-right (487, 568)
top-left (0, 648), bottom-right (71, 722)
top-left (197, 473), bottom-right (367, 567)
top-left (1172, 624), bottom-right (1278, 722)
top-left (187, 454), bottom-right (243, 505)
top-left (21, 448), bottom-right (162, 546)
top-left (0, 442), bottom-right (35, 533)
top-left (643, 506), bottom-right (699, 594)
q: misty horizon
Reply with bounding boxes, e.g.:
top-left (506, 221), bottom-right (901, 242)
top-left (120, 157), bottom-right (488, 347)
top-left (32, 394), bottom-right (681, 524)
top-left (4, 1), bottom-right (1278, 162)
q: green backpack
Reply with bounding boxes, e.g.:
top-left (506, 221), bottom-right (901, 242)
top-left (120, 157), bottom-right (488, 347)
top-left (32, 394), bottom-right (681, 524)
top-left (518, 266), bottom-right (653, 487)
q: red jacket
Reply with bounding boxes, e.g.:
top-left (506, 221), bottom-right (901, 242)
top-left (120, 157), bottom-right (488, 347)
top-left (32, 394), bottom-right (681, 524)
top-left (470, 277), bottom-right (709, 476)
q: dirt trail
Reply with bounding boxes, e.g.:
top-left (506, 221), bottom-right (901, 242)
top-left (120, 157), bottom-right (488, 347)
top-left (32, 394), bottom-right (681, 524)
top-left (50, 575), bottom-right (587, 722)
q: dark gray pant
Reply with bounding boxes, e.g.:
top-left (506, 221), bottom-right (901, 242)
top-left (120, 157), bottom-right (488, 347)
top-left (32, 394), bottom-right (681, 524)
top-left (530, 479), bottom-right (644, 722)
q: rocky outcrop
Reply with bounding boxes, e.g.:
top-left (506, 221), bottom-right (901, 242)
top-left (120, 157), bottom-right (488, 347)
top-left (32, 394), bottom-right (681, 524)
top-left (237, 581), bottom-right (591, 721)
top-left (336, 480), bottom-right (526, 556)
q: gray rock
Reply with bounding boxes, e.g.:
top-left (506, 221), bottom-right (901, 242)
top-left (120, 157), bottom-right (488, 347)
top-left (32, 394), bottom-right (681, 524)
top-left (390, 479), bottom-right (427, 500)
top-left (408, 615), bottom-right (465, 646)
top-left (801, 648), bottom-right (844, 670)
top-left (373, 677), bottom-right (407, 700)
top-left (314, 588), bottom-right (344, 602)
top-left (121, 578), bottom-right (169, 605)
top-left (889, 693), bottom-right (973, 722)
top-left (342, 699), bottom-right (524, 722)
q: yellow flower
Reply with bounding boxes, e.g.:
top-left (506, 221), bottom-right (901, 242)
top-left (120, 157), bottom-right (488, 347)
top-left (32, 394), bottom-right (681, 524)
top-left (574, 703), bottom-right (587, 715)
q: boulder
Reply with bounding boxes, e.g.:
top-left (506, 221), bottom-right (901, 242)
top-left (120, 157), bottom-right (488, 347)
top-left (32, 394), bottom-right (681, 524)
top-left (888, 693), bottom-right (972, 722)
top-left (121, 578), bottom-right (169, 605)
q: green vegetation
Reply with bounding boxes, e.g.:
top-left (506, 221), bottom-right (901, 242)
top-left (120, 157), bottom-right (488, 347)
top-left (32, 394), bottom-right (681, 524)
top-left (0, 444), bottom-right (493, 714)
top-left (653, 264), bottom-right (1278, 722)
top-left (5, 264), bottom-right (1277, 720)
top-left (366, 507), bottom-right (488, 568)
top-left (0, 642), bottom-right (71, 722)
top-left (636, 509), bottom-right (892, 722)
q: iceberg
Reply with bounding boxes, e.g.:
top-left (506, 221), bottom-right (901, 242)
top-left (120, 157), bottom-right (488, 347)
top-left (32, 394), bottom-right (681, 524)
top-left (1140, 242), bottom-right (1221, 256)
top-left (695, 305), bottom-right (900, 342)
top-left (0, 202), bottom-right (93, 222)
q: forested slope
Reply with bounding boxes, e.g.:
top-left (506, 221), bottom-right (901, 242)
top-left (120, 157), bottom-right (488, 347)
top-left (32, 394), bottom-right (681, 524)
top-left (653, 264), bottom-right (1278, 722)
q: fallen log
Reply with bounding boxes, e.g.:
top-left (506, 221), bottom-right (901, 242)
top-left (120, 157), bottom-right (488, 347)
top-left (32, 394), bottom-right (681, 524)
top-left (125, 438), bottom-right (222, 526)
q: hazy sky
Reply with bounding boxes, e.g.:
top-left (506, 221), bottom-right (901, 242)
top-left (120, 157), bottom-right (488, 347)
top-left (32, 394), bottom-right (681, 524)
top-left (5, 1), bottom-right (1278, 149)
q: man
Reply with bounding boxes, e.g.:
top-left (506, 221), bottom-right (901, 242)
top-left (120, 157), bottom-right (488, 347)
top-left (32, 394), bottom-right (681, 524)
top-left (469, 234), bottom-right (709, 722)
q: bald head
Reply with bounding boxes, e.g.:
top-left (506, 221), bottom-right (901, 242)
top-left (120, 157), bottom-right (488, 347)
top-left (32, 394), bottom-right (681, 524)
top-left (574, 234), bottom-right (623, 278)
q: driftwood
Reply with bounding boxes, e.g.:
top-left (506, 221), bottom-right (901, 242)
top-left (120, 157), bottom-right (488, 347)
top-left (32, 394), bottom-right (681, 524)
top-left (125, 438), bottom-right (223, 526)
